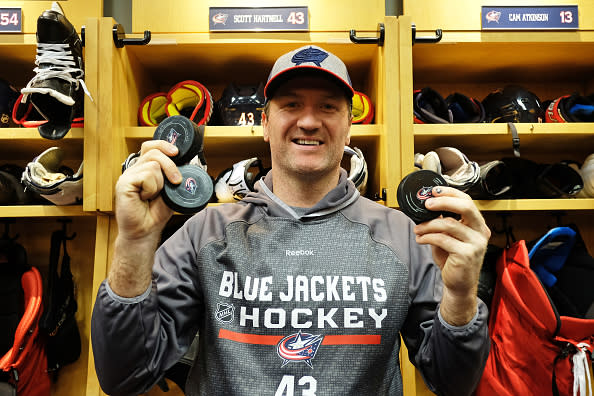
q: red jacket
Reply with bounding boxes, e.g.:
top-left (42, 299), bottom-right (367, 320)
top-left (0, 266), bottom-right (50, 396)
top-left (475, 240), bottom-right (594, 396)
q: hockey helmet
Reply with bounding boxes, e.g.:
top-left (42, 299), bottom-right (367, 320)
top-left (413, 87), bottom-right (453, 124)
top-left (445, 92), bottom-right (486, 123)
top-left (545, 93), bottom-right (594, 123)
top-left (482, 85), bottom-right (543, 123)
top-left (215, 83), bottom-right (265, 126)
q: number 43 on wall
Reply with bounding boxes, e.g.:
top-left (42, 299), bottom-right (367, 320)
top-left (287, 11), bottom-right (305, 25)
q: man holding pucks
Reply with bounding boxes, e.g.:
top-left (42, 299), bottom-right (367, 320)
top-left (91, 45), bottom-right (491, 396)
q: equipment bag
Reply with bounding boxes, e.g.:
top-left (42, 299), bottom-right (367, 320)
top-left (0, 266), bottom-right (50, 396)
top-left (39, 229), bottom-right (81, 379)
top-left (475, 240), bottom-right (594, 396)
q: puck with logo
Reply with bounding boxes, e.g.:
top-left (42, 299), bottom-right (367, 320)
top-left (153, 115), bottom-right (204, 165)
top-left (397, 170), bottom-right (449, 224)
top-left (161, 164), bottom-right (213, 214)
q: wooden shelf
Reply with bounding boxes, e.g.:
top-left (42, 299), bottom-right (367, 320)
top-left (125, 124), bottom-right (380, 140)
top-left (475, 198), bottom-right (594, 212)
top-left (413, 123), bottom-right (594, 160)
top-left (412, 36), bottom-right (594, 84)
top-left (391, 199), bottom-right (594, 212)
top-left (121, 124), bottom-right (383, 181)
top-left (414, 122), bottom-right (594, 135)
top-left (423, 30), bottom-right (594, 44)
top-left (124, 124), bottom-right (381, 161)
top-left (0, 34), bottom-right (36, 46)
top-left (0, 205), bottom-right (94, 218)
top-left (0, 128), bottom-right (85, 161)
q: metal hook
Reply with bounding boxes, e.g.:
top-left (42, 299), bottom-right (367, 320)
top-left (492, 212), bottom-right (511, 234)
top-left (113, 23), bottom-right (151, 48)
top-left (372, 188), bottom-right (387, 202)
top-left (492, 212), bottom-right (516, 248)
top-left (57, 218), bottom-right (77, 240)
top-left (411, 23), bottom-right (443, 45)
top-left (549, 211), bottom-right (566, 227)
top-left (350, 23), bottom-right (385, 46)
top-left (1, 219), bottom-right (17, 241)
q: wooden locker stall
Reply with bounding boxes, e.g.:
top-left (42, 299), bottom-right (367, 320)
top-left (0, 1), bottom-right (101, 395)
top-left (399, 1), bottom-right (594, 394)
top-left (95, 15), bottom-right (397, 213)
top-left (91, 1), bottom-right (402, 394)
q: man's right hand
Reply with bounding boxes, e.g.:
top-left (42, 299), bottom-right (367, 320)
top-left (116, 140), bottom-right (182, 239)
top-left (108, 140), bottom-right (182, 297)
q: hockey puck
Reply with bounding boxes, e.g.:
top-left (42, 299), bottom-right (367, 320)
top-left (153, 115), bottom-right (203, 165)
top-left (397, 170), bottom-right (449, 224)
top-left (161, 164), bottom-right (213, 214)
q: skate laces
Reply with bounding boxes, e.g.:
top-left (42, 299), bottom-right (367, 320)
top-left (22, 42), bottom-right (92, 103)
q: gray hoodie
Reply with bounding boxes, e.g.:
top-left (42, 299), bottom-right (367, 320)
top-left (91, 169), bottom-right (489, 396)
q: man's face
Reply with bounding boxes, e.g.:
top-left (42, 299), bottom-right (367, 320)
top-left (262, 76), bottom-right (352, 181)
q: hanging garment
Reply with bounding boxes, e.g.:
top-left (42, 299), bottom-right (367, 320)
top-left (529, 225), bottom-right (594, 319)
top-left (0, 266), bottom-right (51, 396)
top-left (39, 229), bottom-right (81, 379)
top-left (0, 236), bottom-right (29, 360)
top-left (475, 240), bottom-right (594, 396)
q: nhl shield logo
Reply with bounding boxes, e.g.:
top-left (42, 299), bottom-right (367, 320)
top-left (215, 303), bottom-right (235, 323)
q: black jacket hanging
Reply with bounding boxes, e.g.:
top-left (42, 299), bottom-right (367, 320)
top-left (39, 229), bottom-right (81, 379)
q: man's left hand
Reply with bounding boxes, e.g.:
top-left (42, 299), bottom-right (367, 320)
top-left (413, 186), bottom-right (491, 326)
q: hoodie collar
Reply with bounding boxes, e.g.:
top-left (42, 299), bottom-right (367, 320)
top-left (241, 169), bottom-right (360, 220)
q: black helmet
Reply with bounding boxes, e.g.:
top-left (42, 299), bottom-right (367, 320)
top-left (413, 87), bottom-right (453, 124)
top-left (445, 92), bottom-right (486, 123)
top-left (482, 85), bottom-right (544, 123)
top-left (214, 83), bottom-right (265, 126)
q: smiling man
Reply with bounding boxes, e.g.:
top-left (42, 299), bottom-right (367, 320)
top-left (91, 45), bottom-right (491, 396)
top-left (262, 74), bottom-right (352, 207)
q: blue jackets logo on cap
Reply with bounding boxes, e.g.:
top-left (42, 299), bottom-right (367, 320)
top-left (291, 46), bottom-right (329, 67)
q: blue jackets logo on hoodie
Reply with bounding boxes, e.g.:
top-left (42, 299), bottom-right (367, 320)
top-left (277, 330), bottom-right (323, 368)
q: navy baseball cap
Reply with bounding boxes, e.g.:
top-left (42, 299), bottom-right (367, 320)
top-left (264, 45), bottom-right (354, 101)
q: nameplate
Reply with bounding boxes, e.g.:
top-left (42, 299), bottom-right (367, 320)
top-left (209, 7), bottom-right (309, 32)
top-left (0, 8), bottom-right (22, 33)
top-left (482, 6), bottom-right (578, 30)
